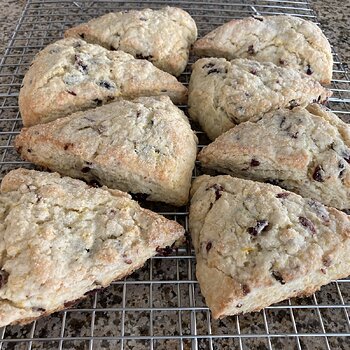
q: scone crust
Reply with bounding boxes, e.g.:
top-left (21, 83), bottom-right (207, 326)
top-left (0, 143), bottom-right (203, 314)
top-left (65, 7), bottom-right (197, 76)
top-left (189, 58), bottom-right (331, 139)
top-left (19, 38), bottom-right (187, 127)
top-left (190, 175), bottom-right (350, 318)
top-left (198, 104), bottom-right (350, 209)
top-left (0, 169), bottom-right (184, 327)
top-left (16, 96), bottom-right (198, 206)
top-left (193, 16), bottom-right (333, 84)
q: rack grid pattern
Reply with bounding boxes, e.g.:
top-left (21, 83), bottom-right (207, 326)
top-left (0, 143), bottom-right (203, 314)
top-left (0, 1), bottom-right (350, 349)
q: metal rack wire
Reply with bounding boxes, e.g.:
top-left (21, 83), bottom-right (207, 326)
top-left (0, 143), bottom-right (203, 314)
top-left (0, 0), bottom-right (349, 349)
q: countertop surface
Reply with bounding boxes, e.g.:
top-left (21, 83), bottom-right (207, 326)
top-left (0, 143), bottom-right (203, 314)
top-left (312, 0), bottom-right (350, 68)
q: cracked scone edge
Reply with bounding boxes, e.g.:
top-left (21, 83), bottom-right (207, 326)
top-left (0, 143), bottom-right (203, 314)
top-left (188, 57), bottom-right (332, 140)
top-left (15, 96), bottom-right (198, 206)
top-left (65, 6), bottom-right (197, 76)
top-left (0, 169), bottom-right (185, 327)
top-left (19, 38), bottom-right (188, 127)
top-left (193, 15), bottom-right (333, 84)
top-left (198, 104), bottom-right (350, 210)
top-left (189, 175), bottom-right (350, 319)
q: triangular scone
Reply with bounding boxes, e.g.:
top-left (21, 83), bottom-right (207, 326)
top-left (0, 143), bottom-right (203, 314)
top-left (198, 104), bottom-right (350, 210)
top-left (65, 7), bottom-right (197, 76)
top-left (189, 58), bottom-right (331, 140)
top-left (193, 16), bottom-right (332, 84)
top-left (0, 169), bottom-right (184, 327)
top-left (19, 38), bottom-right (187, 127)
top-left (16, 96), bottom-right (198, 206)
top-left (190, 175), bottom-right (350, 319)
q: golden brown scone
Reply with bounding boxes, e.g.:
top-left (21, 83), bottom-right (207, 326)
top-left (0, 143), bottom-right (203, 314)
top-left (189, 58), bottom-right (332, 140)
top-left (19, 38), bottom-right (187, 127)
top-left (0, 169), bottom-right (184, 327)
top-left (193, 16), bottom-right (333, 84)
top-left (190, 175), bottom-right (350, 319)
top-left (198, 104), bottom-right (350, 210)
top-left (16, 96), bottom-right (198, 206)
top-left (65, 7), bottom-right (197, 76)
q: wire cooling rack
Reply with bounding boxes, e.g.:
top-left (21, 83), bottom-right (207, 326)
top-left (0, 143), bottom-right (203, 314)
top-left (1, 0), bottom-right (350, 349)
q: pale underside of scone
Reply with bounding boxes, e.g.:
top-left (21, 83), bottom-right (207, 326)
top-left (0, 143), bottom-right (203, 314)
top-left (198, 104), bottom-right (350, 210)
top-left (65, 7), bottom-right (197, 76)
top-left (188, 58), bottom-right (332, 140)
top-left (16, 96), bottom-right (198, 206)
top-left (193, 15), bottom-right (333, 84)
top-left (189, 175), bottom-right (350, 319)
top-left (0, 169), bottom-right (185, 327)
top-left (18, 38), bottom-right (188, 127)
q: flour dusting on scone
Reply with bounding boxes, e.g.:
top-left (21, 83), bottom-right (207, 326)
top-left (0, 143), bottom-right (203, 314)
top-left (198, 104), bottom-right (350, 210)
top-left (190, 175), bottom-right (350, 319)
top-left (189, 58), bottom-right (332, 140)
top-left (65, 7), bottom-right (197, 76)
top-left (0, 169), bottom-right (184, 327)
top-left (19, 38), bottom-right (187, 127)
top-left (16, 96), bottom-right (198, 206)
top-left (193, 16), bottom-right (333, 84)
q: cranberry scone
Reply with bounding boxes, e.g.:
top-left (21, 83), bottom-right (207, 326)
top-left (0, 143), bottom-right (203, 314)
top-left (0, 169), bottom-right (184, 327)
top-left (189, 58), bottom-right (331, 140)
top-left (16, 96), bottom-right (197, 206)
top-left (190, 175), bottom-right (350, 319)
top-left (198, 104), bottom-right (350, 210)
top-left (65, 7), bottom-right (197, 76)
top-left (193, 16), bottom-right (333, 84)
top-left (19, 38), bottom-right (187, 127)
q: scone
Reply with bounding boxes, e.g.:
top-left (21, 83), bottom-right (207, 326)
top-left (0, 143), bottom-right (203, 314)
top-left (189, 58), bottom-right (331, 140)
top-left (198, 104), bottom-right (350, 210)
top-left (193, 15), bottom-right (333, 84)
top-left (16, 96), bottom-right (198, 206)
top-left (65, 7), bottom-right (197, 76)
top-left (0, 169), bottom-right (184, 327)
top-left (19, 38), bottom-right (187, 127)
top-left (190, 175), bottom-right (350, 319)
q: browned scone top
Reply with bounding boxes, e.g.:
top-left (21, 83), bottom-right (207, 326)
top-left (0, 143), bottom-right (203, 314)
top-left (0, 169), bottom-right (185, 327)
top-left (198, 104), bottom-right (350, 210)
top-left (65, 7), bottom-right (197, 76)
top-left (189, 175), bottom-right (350, 319)
top-left (189, 58), bottom-right (332, 140)
top-left (19, 38), bottom-right (187, 127)
top-left (193, 15), bottom-right (333, 84)
top-left (16, 96), bottom-right (198, 206)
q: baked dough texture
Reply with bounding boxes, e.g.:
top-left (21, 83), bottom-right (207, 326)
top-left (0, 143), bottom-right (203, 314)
top-left (19, 38), bottom-right (187, 127)
top-left (16, 96), bottom-right (198, 206)
top-left (198, 104), bottom-right (350, 210)
top-left (193, 15), bottom-right (333, 84)
top-left (190, 175), bottom-right (350, 319)
top-left (65, 7), bottom-right (197, 76)
top-left (189, 58), bottom-right (331, 140)
top-left (0, 169), bottom-right (184, 327)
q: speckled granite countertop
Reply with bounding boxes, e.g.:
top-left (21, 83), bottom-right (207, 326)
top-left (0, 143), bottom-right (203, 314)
top-left (311, 0), bottom-right (350, 67)
top-left (0, 0), bottom-right (25, 56)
